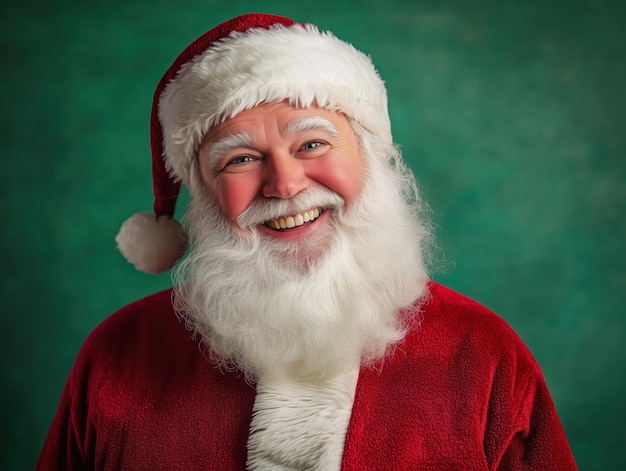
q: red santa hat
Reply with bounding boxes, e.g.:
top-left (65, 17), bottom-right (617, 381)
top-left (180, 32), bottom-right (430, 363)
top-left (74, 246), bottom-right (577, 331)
top-left (116, 12), bottom-right (392, 274)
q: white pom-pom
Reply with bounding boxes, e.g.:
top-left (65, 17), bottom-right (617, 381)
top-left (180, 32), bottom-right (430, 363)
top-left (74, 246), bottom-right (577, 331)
top-left (115, 212), bottom-right (188, 274)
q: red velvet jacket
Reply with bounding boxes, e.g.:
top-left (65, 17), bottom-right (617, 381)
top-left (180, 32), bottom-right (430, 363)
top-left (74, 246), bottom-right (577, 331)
top-left (37, 282), bottom-right (577, 470)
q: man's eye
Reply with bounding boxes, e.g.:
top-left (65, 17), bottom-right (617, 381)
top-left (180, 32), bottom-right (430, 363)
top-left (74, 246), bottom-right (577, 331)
top-left (225, 155), bottom-right (255, 167)
top-left (300, 141), bottom-right (324, 151)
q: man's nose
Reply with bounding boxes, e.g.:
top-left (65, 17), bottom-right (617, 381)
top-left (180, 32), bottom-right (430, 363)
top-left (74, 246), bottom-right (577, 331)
top-left (262, 152), bottom-right (309, 199)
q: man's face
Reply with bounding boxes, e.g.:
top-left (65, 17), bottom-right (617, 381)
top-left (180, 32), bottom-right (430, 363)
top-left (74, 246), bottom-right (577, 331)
top-left (197, 102), bottom-right (364, 240)
top-left (181, 102), bottom-right (428, 380)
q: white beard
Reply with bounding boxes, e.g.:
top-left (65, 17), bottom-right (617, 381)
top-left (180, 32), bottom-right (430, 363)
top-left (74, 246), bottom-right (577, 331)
top-left (173, 146), bottom-right (430, 382)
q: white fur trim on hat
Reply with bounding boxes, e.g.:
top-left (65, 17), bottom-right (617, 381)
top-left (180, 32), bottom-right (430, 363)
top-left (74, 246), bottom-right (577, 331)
top-left (159, 23), bottom-right (391, 185)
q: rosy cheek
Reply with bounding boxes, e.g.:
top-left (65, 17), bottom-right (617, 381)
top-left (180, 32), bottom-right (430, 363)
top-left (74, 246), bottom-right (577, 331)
top-left (214, 174), bottom-right (262, 221)
top-left (304, 152), bottom-right (363, 204)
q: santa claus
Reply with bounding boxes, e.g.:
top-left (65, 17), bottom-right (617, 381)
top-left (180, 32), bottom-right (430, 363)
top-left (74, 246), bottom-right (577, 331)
top-left (37, 13), bottom-right (577, 470)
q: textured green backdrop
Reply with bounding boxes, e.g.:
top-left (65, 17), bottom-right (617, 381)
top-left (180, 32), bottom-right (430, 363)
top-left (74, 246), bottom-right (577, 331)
top-left (1, 0), bottom-right (624, 469)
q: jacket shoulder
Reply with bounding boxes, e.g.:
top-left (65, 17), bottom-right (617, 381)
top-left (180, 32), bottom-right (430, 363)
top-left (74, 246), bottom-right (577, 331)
top-left (407, 281), bottom-right (541, 375)
top-left (75, 288), bottom-right (197, 372)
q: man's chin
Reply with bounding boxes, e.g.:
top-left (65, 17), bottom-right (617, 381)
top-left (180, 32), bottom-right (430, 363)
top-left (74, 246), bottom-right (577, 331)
top-left (258, 216), bottom-right (337, 270)
top-left (257, 228), bottom-right (337, 272)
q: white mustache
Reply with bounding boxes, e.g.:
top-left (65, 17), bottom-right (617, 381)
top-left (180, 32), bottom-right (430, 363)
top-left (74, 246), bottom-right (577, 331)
top-left (236, 187), bottom-right (344, 228)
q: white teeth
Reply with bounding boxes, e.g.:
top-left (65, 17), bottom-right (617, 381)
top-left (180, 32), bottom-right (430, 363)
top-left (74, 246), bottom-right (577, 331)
top-left (267, 208), bottom-right (323, 230)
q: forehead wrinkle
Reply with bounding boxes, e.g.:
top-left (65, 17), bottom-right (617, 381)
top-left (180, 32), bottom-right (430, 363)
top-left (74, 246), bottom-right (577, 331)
top-left (283, 116), bottom-right (341, 140)
top-left (206, 131), bottom-right (257, 165)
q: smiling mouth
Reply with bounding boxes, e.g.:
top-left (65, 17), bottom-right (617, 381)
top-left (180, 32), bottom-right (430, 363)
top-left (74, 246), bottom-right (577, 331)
top-left (265, 208), bottom-right (323, 230)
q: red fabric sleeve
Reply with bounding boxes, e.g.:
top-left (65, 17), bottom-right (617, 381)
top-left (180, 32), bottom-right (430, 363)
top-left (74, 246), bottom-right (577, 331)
top-left (36, 289), bottom-right (256, 470)
top-left (341, 282), bottom-right (577, 470)
top-left (494, 375), bottom-right (578, 470)
top-left (36, 363), bottom-right (89, 470)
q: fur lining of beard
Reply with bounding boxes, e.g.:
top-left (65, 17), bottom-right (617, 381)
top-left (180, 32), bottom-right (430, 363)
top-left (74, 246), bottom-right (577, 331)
top-left (173, 128), bottom-right (430, 382)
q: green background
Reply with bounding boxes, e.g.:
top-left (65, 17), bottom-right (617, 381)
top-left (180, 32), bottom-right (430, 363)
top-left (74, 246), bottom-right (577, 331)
top-left (2, 0), bottom-right (624, 469)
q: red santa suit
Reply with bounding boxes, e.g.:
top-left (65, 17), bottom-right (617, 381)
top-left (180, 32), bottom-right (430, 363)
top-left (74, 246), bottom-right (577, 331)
top-left (37, 281), bottom-right (577, 470)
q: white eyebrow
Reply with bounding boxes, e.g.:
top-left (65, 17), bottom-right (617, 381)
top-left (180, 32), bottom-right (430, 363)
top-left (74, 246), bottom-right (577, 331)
top-left (206, 132), bottom-right (257, 166)
top-left (285, 116), bottom-right (341, 139)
